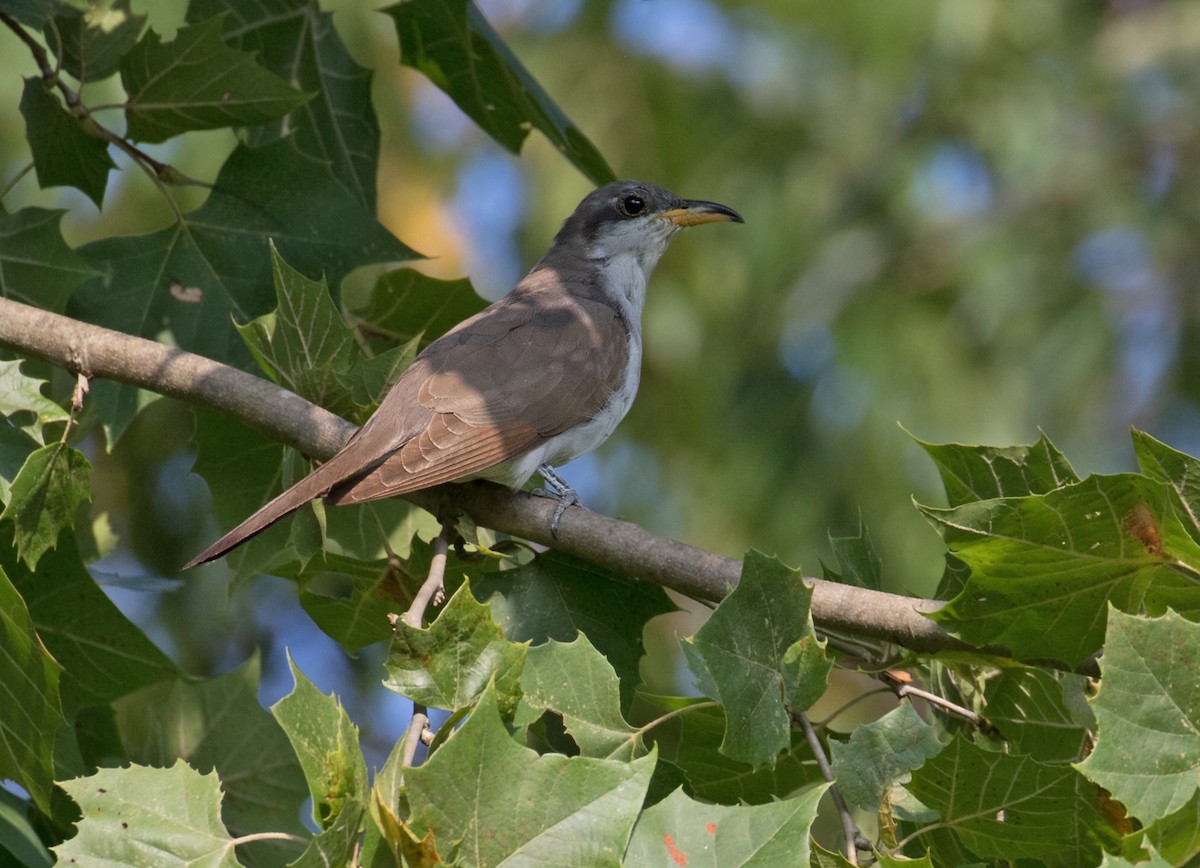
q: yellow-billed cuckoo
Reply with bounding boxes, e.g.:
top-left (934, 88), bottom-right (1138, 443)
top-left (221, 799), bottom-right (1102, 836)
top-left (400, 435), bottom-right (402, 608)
top-left (184, 181), bottom-right (742, 568)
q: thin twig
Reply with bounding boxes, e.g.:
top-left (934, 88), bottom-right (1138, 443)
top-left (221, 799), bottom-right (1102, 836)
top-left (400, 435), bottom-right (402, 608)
top-left (230, 831), bottom-right (309, 845)
top-left (797, 711), bottom-right (863, 865)
top-left (394, 525), bottom-right (454, 771)
top-left (896, 683), bottom-right (983, 727)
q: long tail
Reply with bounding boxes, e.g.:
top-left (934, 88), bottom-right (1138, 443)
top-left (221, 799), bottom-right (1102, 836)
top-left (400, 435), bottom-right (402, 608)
top-left (182, 457), bottom-right (353, 569)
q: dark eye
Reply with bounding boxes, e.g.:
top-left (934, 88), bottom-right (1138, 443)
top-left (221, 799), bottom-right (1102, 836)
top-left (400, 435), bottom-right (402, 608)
top-left (619, 194), bottom-right (646, 217)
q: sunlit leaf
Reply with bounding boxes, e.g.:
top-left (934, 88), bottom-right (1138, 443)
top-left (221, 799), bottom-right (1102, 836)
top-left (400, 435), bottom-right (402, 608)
top-left (54, 761), bottom-right (240, 866)
top-left (1076, 608), bottom-right (1200, 825)
top-left (624, 785), bottom-right (825, 866)
top-left (406, 685), bottom-right (653, 866)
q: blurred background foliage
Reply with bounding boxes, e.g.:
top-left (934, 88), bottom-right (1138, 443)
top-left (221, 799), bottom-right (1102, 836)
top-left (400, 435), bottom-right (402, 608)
top-left (4, 0), bottom-right (1198, 759)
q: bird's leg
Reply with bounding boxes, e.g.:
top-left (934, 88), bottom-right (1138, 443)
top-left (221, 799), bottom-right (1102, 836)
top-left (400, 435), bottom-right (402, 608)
top-left (532, 464), bottom-right (584, 536)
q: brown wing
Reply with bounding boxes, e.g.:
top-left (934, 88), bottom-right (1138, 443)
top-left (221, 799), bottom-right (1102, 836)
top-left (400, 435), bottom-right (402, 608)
top-left (326, 274), bottom-right (629, 504)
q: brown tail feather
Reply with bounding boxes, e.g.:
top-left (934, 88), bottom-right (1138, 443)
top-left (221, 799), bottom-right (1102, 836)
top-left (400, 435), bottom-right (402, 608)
top-left (182, 458), bottom-right (351, 569)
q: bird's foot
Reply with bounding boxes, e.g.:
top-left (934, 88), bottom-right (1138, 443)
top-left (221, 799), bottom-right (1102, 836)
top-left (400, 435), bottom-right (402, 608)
top-left (533, 464), bottom-right (584, 537)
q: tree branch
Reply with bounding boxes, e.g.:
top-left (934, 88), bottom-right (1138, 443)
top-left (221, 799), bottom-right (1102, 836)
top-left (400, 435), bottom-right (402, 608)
top-left (0, 296), bottom-right (967, 654)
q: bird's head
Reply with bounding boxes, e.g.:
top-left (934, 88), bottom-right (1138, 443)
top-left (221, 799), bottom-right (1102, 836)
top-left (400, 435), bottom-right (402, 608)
top-left (549, 180), bottom-right (743, 276)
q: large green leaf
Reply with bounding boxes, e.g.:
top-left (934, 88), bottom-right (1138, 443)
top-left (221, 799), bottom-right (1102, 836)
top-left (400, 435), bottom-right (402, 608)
top-left (1076, 608), bottom-right (1200, 825)
top-left (272, 657), bottom-right (368, 867)
top-left (0, 208), bottom-right (100, 311)
top-left (189, 0), bottom-right (379, 210)
top-left (513, 634), bottom-right (640, 759)
top-left (18, 78), bottom-right (115, 207)
top-left (120, 16), bottom-right (312, 143)
top-left (1, 442), bottom-right (91, 570)
top-left (908, 734), bottom-right (1116, 864)
top-left (384, 0), bottom-right (615, 185)
top-left (916, 432), bottom-right (1080, 505)
top-left (405, 685), bottom-right (653, 866)
top-left (54, 761), bottom-right (240, 867)
top-left (115, 657), bottom-right (308, 866)
top-left (0, 529), bottom-right (178, 714)
top-left (384, 579), bottom-right (526, 713)
top-left (624, 785), bottom-right (825, 866)
top-left (69, 137), bottom-right (418, 439)
top-left (924, 473), bottom-right (1200, 668)
top-left (679, 551), bottom-right (832, 767)
top-left (0, 567), bottom-right (64, 814)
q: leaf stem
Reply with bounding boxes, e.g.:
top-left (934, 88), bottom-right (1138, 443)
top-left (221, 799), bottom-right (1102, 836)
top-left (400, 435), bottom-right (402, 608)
top-left (796, 711), bottom-right (865, 864)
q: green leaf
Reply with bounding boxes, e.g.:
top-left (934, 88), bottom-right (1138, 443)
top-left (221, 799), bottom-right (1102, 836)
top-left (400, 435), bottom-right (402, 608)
top-left (384, 578), bottom-right (527, 713)
top-left (350, 269), bottom-right (488, 355)
top-left (115, 656), bottom-right (308, 865)
top-left (70, 137), bottom-right (417, 439)
top-left (1076, 608), bottom-right (1200, 825)
top-left (984, 666), bottom-right (1094, 762)
top-left (924, 473), bottom-right (1200, 668)
top-left (0, 359), bottom-right (69, 446)
top-left (828, 703), bottom-right (943, 812)
top-left (915, 431), bottom-right (1080, 505)
top-left (666, 699), bottom-right (824, 805)
top-left (188, 0), bottom-right (379, 210)
top-left (384, 0), bottom-right (615, 186)
top-left (53, 761), bottom-right (240, 867)
top-left (679, 551), bottom-right (832, 767)
top-left (624, 785), bottom-right (826, 867)
top-left (406, 685), bottom-right (654, 866)
top-left (1, 529), bottom-right (178, 714)
top-left (0, 566), bottom-right (64, 814)
top-left (0, 208), bottom-right (100, 311)
top-left (513, 634), bottom-right (640, 759)
top-left (48, 0), bottom-right (146, 83)
top-left (18, 78), bottom-right (115, 207)
top-left (908, 734), bottom-right (1115, 864)
top-left (272, 655), bottom-right (368, 826)
top-left (1132, 428), bottom-right (1200, 542)
top-left (120, 16), bottom-right (312, 143)
top-left (1, 441), bottom-right (91, 569)
top-left (235, 244), bottom-right (368, 421)
top-left (467, 550), bottom-right (676, 709)
top-left (0, 783), bottom-right (53, 867)
top-left (823, 514), bottom-right (883, 590)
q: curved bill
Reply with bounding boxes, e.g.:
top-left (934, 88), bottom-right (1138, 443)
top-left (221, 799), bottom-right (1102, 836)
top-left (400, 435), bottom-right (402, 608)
top-left (659, 199), bottom-right (745, 227)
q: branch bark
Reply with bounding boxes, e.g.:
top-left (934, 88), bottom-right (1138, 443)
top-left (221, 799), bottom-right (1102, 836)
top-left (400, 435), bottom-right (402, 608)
top-left (0, 296), bottom-right (966, 654)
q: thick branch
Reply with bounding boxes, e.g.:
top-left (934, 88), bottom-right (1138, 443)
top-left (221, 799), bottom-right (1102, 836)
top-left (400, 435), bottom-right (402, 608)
top-left (0, 296), bottom-right (965, 654)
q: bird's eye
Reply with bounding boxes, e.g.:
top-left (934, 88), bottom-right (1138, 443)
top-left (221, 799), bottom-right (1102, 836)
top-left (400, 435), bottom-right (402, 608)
top-left (619, 194), bottom-right (646, 217)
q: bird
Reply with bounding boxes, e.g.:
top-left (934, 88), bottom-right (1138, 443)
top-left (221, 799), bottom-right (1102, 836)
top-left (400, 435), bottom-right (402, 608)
top-left (184, 180), bottom-right (743, 568)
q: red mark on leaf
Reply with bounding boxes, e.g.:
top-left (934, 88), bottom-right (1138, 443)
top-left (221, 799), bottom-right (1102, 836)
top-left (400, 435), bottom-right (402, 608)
top-left (664, 834), bottom-right (688, 865)
top-left (706, 822), bottom-right (717, 834)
